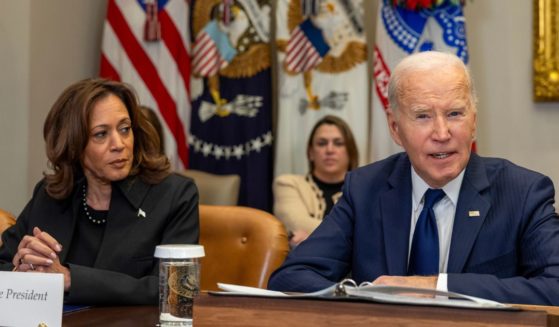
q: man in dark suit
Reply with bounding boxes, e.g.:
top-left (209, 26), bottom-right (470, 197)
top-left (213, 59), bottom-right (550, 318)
top-left (268, 51), bottom-right (559, 305)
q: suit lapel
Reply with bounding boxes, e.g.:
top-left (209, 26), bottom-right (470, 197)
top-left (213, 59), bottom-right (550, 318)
top-left (95, 176), bottom-right (151, 266)
top-left (57, 180), bottom-right (84, 263)
top-left (381, 156), bottom-right (413, 275)
top-left (447, 154), bottom-right (491, 273)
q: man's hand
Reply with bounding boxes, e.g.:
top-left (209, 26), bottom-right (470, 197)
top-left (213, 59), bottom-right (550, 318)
top-left (289, 230), bottom-right (310, 248)
top-left (373, 275), bottom-right (437, 290)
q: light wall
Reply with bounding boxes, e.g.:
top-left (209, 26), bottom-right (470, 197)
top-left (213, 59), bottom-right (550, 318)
top-left (465, 0), bottom-right (559, 189)
top-left (0, 1), bottom-right (106, 214)
top-left (0, 0), bottom-right (558, 215)
top-left (0, 1), bottom-right (31, 215)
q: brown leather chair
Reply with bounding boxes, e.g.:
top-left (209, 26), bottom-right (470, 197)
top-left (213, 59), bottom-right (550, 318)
top-left (199, 205), bottom-right (290, 291)
top-left (180, 169), bottom-right (240, 206)
top-left (0, 208), bottom-right (16, 247)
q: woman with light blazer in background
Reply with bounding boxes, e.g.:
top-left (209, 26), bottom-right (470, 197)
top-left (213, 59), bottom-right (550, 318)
top-left (273, 115), bottom-right (359, 248)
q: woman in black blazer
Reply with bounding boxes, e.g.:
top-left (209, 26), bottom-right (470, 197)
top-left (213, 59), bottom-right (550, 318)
top-left (0, 79), bottom-right (199, 305)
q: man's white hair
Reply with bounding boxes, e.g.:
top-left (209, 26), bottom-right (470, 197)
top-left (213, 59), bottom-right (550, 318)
top-left (387, 51), bottom-right (477, 112)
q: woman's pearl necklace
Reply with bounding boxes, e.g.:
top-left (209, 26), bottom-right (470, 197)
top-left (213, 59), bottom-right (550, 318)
top-left (82, 184), bottom-right (107, 225)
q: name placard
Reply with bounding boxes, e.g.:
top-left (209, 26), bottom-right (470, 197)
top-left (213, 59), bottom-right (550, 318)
top-left (0, 271), bottom-right (63, 327)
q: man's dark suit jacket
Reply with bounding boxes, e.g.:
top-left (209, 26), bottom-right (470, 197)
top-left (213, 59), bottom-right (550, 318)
top-left (268, 153), bottom-right (559, 305)
top-left (0, 173), bottom-right (199, 305)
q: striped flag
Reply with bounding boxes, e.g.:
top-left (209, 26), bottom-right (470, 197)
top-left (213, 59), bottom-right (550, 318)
top-left (370, 0), bottom-right (470, 161)
top-left (100, 0), bottom-right (191, 169)
top-left (192, 21), bottom-right (237, 77)
top-left (285, 19), bottom-right (330, 73)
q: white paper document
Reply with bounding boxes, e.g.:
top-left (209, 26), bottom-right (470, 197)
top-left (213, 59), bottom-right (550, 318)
top-left (214, 279), bottom-right (514, 310)
top-left (217, 283), bottom-right (289, 297)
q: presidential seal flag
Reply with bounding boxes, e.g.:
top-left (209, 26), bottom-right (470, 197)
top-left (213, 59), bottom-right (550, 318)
top-left (100, 0), bottom-right (191, 169)
top-left (275, 0), bottom-right (369, 177)
top-left (189, 0), bottom-right (273, 211)
top-left (370, 0), bottom-right (470, 161)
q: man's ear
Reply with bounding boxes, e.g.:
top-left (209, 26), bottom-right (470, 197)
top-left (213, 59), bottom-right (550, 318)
top-left (386, 108), bottom-right (403, 146)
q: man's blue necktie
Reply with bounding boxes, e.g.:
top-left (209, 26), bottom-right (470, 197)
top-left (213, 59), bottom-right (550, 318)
top-left (408, 188), bottom-right (446, 276)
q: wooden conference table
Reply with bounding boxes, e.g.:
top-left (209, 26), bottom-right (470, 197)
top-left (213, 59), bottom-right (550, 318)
top-left (62, 294), bottom-right (559, 326)
top-left (62, 306), bottom-right (158, 327)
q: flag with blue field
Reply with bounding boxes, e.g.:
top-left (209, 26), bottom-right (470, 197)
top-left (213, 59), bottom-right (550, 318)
top-left (189, 0), bottom-right (273, 211)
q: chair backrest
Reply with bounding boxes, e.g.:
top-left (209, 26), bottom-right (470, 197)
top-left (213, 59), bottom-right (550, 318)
top-left (0, 208), bottom-right (16, 247)
top-left (199, 205), bottom-right (290, 291)
top-left (180, 169), bottom-right (240, 206)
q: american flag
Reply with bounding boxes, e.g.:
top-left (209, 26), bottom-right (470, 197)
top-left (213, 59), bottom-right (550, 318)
top-left (285, 19), bottom-right (330, 73)
top-left (192, 21), bottom-right (237, 77)
top-left (100, 0), bottom-right (191, 169)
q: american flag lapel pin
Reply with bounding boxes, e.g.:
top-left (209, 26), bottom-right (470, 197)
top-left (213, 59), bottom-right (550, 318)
top-left (468, 210), bottom-right (480, 217)
top-left (138, 208), bottom-right (146, 218)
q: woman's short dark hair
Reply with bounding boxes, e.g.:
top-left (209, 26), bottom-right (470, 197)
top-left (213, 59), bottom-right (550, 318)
top-left (306, 115), bottom-right (359, 173)
top-left (43, 78), bottom-right (170, 199)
